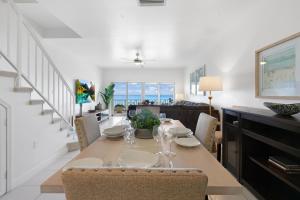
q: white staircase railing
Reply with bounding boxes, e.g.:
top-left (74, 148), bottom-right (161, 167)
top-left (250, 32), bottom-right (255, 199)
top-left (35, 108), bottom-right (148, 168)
top-left (0, 0), bottom-right (75, 128)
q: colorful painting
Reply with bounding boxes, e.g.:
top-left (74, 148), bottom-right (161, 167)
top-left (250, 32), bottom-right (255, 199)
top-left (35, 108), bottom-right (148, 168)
top-left (75, 80), bottom-right (95, 104)
top-left (190, 65), bottom-right (206, 96)
top-left (256, 32), bottom-right (300, 99)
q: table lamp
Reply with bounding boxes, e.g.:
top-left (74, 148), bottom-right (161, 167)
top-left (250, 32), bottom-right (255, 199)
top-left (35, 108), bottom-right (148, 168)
top-left (199, 76), bottom-right (223, 115)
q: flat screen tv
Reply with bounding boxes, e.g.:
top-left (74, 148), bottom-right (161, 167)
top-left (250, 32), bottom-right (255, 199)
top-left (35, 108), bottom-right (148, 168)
top-left (75, 79), bottom-right (95, 104)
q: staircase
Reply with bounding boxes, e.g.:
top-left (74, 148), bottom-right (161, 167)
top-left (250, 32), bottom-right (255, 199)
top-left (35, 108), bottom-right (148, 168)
top-left (0, 0), bottom-right (75, 130)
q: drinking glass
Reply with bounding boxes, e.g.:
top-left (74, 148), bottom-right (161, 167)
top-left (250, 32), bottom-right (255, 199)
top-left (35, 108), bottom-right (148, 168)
top-left (121, 117), bottom-right (131, 129)
top-left (161, 127), bottom-right (176, 168)
top-left (128, 110), bottom-right (136, 118)
top-left (152, 125), bottom-right (162, 154)
top-left (160, 113), bottom-right (167, 120)
top-left (124, 127), bottom-right (135, 145)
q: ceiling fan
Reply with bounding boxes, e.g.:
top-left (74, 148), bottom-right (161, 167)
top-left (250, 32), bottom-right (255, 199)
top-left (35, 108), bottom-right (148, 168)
top-left (121, 52), bottom-right (155, 67)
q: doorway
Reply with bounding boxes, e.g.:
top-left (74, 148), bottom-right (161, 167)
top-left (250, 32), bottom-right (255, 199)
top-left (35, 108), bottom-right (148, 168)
top-left (0, 104), bottom-right (7, 196)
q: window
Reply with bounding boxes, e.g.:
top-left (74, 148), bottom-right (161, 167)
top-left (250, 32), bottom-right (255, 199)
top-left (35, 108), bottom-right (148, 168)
top-left (113, 82), bottom-right (127, 106)
top-left (160, 83), bottom-right (175, 104)
top-left (128, 82), bottom-right (142, 105)
top-left (113, 82), bottom-right (175, 107)
top-left (144, 83), bottom-right (159, 104)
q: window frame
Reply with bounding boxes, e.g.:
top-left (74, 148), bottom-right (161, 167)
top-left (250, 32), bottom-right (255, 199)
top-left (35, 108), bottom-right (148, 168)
top-left (112, 82), bottom-right (175, 107)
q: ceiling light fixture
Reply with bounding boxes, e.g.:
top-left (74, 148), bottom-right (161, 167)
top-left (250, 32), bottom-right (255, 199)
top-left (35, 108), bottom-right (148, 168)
top-left (139, 0), bottom-right (166, 6)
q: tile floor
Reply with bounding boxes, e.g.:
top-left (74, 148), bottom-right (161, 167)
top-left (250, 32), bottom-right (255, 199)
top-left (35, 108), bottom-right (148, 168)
top-left (0, 116), bottom-right (254, 200)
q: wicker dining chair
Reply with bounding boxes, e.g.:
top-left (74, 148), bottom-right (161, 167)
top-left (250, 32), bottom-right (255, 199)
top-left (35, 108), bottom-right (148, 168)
top-left (74, 115), bottom-right (101, 151)
top-left (195, 113), bottom-right (218, 153)
top-left (62, 168), bottom-right (208, 200)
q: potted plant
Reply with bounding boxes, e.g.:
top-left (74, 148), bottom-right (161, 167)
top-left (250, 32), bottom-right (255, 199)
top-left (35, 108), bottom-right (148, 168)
top-left (131, 109), bottom-right (161, 139)
top-left (115, 104), bottom-right (125, 113)
top-left (99, 83), bottom-right (115, 109)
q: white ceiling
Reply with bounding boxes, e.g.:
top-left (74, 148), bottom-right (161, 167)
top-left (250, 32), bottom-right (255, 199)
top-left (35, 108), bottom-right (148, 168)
top-left (22, 0), bottom-right (263, 68)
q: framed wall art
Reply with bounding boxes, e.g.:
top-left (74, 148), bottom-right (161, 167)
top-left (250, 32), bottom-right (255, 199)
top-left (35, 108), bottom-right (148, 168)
top-left (255, 32), bottom-right (300, 100)
top-left (190, 65), bottom-right (206, 96)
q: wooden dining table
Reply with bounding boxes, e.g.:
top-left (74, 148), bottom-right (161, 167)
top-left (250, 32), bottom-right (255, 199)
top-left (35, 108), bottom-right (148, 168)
top-left (41, 120), bottom-right (242, 195)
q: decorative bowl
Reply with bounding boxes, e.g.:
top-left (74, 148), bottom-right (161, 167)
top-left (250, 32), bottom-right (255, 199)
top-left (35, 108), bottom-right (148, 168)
top-left (263, 102), bottom-right (300, 116)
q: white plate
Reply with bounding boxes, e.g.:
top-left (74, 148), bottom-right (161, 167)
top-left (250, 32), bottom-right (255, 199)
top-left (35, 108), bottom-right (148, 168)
top-left (63, 157), bottom-right (103, 171)
top-left (103, 125), bottom-right (125, 136)
top-left (160, 118), bottom-right (172, 123)
top-left (118, 149), bottom-right (159, 168)
top-left (105, 132), bottom-right (125, 139)
top-left (175, 136), bottom-right (201, 147)
top-left (168, 127), bottom-right (192, 137)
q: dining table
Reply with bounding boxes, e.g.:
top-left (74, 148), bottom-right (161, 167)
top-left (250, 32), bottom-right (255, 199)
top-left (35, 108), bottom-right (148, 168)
top-left (41, 119), bottom-right (242, 195)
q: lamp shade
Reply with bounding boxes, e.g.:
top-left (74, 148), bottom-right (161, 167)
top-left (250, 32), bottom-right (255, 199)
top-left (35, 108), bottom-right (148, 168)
top-left (175, 93), bottom-right (185, 101)
top-left (199, 76), bottom-right (223, 91)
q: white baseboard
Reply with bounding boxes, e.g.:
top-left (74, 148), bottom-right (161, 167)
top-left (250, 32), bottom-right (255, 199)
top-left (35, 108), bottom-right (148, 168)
top-left (10, 145), bottom-right (68, 189)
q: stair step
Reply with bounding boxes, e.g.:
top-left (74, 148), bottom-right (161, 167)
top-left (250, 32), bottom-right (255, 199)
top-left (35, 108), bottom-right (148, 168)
top-left (41, 109), bottom-right (54, 115)
top-left (14, 87), bottom-right (33, 93)
top-left (29, 100), bottom-right (44, 105)
top-left (52, 118), bottom-right (62, 124)
top-left (0, 71), bottom-right (17, 78)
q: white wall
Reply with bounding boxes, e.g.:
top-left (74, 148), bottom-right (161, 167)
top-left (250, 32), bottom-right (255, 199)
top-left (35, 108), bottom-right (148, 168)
top-left (0, 77), bottom-right (73, 189)
top-left (44, 42), bottom-right (103, 114)
top-left (184, 0), bottom-right (300, 109)
top-left (102, 68), bottom-right (185, 96)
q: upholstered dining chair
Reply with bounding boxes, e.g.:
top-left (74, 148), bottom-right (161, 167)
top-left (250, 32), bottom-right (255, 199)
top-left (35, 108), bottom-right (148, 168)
top-left (74, 115), bottom-right (101, 151)
top-left (62, 168), bottom-right (208, 200)
top-left (195, 113), bottom-right (218, 153)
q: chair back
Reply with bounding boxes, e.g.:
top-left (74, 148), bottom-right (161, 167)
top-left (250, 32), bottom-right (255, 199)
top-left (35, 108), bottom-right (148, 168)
top-left (195, 113), bottom-right (218, 152)
top-left (62, 168), bottom-right (208, 200)
top-left (75, 115), bottom-right (100, 151)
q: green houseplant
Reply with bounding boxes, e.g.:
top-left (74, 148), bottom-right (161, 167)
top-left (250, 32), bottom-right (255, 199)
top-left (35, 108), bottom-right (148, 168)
top-left (100, 83), bottom-right (115, 109)
top-left (131, 109), bottom-right (161, 139)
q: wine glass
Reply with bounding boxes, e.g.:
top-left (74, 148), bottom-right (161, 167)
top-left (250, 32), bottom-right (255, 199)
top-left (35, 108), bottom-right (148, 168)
top-left (128, 110), bottom-right (136, 118)
top-left (161, 127), bottom-right (176, 168)
top-left (124, 127), bottom-right (135, 145)
top-left (160, 113), bottom-right (167, 120)
top-left (152, 125), bottom-right (163, 153)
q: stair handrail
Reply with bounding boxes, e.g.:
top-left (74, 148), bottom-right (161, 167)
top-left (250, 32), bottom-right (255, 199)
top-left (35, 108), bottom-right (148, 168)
top-left (0, 0), bottom-right (75, 128)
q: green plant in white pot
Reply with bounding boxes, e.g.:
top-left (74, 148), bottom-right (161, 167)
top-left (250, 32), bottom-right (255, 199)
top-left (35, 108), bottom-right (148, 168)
top-left (131, 109), bottom-right (161, 139)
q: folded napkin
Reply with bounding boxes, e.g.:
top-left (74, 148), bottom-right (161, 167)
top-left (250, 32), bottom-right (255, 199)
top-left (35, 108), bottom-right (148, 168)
top-left (168, 127), bottom-right (192, 137)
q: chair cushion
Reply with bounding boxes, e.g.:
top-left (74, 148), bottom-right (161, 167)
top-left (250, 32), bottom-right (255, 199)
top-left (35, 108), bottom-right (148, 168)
top-left (195, 113), bottom-right (218, 152)
top-left (75, 115), bottom-right (100, 151)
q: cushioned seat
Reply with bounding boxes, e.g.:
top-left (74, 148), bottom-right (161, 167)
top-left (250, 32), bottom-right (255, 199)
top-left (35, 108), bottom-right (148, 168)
top-left (62, 168), bottom-right (208, 200)
top-left (74, 115), bottom-right (101, 151)
top-left (195, 113), bottom-right (218, 153)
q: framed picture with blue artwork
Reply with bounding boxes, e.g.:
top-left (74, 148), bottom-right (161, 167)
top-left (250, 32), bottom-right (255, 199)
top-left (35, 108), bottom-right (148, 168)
top-left (255, 32), bottom-right (300, 100)
top-left (190, 65), bottom-right (206, 96)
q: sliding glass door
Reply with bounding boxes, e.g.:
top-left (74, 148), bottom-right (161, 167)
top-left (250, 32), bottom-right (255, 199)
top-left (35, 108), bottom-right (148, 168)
top-left (113, 82), bottom-right (175, 107)
top-left (144, 83), bottom-right (159, 104)
top-left (128, 82), bottom-right (142, 105)
top-left (114, 82), bottom-right (127, 106)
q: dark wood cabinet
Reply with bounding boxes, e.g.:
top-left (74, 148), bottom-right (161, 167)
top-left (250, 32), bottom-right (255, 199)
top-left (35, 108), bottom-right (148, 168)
top-left (222, 107), bottom-right (300, 200)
